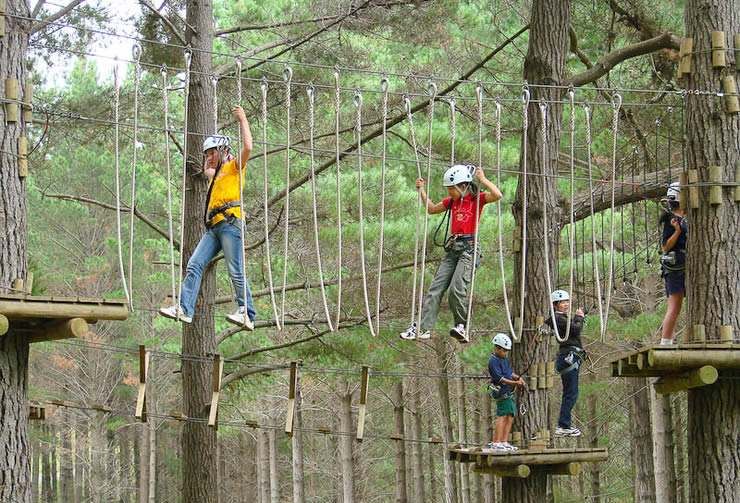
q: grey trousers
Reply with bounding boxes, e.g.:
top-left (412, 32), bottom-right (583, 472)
top-left (420, 240), bottom-right (478, 330)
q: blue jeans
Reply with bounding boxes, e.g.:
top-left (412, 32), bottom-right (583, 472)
top-left (556, 352), bottom-right (580, 428)
top-left (179, 218), bottom-right (255, 321)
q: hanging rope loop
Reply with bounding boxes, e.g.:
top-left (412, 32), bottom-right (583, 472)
top-left (132, 42), bottom-right (142, 62)
top-left (353, 89), bottom-right (363, 109)
top-left (611, 92), bottom-right (623, 111)
top-left (283, 66), bottom-right (293, 83)
top-left (183, 49), bottom-right (192, 69)
top-left (380, 76), bottom-right (389, 93)
top-left (306, 83), bottom-right (315, 102)
top-left (521, 83), bottom-right (530, 105)
top-left (427, 81), bottom-right (437, 98)
top-left (403, 94), bottom-right (412, 114)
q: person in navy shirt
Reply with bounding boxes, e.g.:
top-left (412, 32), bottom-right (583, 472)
top-left (487, 333), bottom-right (526, 451)
top-left (659, 182), bottom-right (687, 345)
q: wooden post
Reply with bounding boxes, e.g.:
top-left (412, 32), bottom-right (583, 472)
top-left (4, 78), bottom-right (18, 122)
top-left (529, 362), bottom-right (539, 389)
top-left (711, 31), bottom-right (727, 68)
top-left (721, 76), bottom-right (740, 114)
top-left (654, 366), bottom-right (718, 394)
top-left (23, 81), bottom-right (33, 124)
top-left (480, 464), bottom-right (530, 479)
top-left (719, 326), bottom-right (734, 343)
top-left (0, 313), bottom-right (7, 335)
top-left (537, 361), bottom-right (546, 390)
top-left (511, 431), bottom-right (522, 448)
top-left (28, 317), bottom-right (88, 344)
top-left (18, 135), bottom-right (28, 178)
top-left (678, 38), bottom-right (693, 76)
top-left (692, 324), bottom-right (706, 343)
top-left (546, 361), bottom-right (555, 388)
top-left (25, 272), bottom-right (33, 294)
top-left (708, 166), bottom-right (723, 205)
top-left (514, 317), bottom-right (522, 336)
top-left (735, 161), bottom-right (740, 202)
top-left (207, 354), bottom-right (224, 428)
top-left (285, 361), bottom-right (298, 435)
top-left (135, 345), bottom-right (149, 422)
top-left (679, 172), bottom-right (689, 209)
top-left (688, 170), bottom-right (700, 209)
top-left (356, 365), bottom-right (370, 441)
top-left (11, 278), bottom-right (23, 292)
top-left (541, 463), bottom-right (581, 476)
top-left (647, 349), bottom-right (739, 369)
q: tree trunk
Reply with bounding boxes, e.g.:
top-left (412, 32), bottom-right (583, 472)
top-left (630, 378), bottom-right (656, 502)
top-left (411, 385), bottom-right (426, 503)
top-left (433, 338), bottom-right (458, 503)
top-left (60, 414), bottom-right (74, 503)
top-left (148, 421), bottom-right (156, 503)
top-left (683, 1), bottom-right (740, 502)
top-left (651, 386), bottom-right (677, 503)
top-left (427, 415), bottom-right (438, 503)
top-left (0, 3), bottom-right (32, 501)
top-left (588, 394), bottom-right (601, 503)
top-left (138, 422), bottom-right (148, 503)
top-left (480, 392), bottom-right (495, 503)
top-left (393, 382), bottom-right (408, 503)
top-left (182, 1), bottom-right (220, 500)
top-left (339, 391), bottom-right (354, 503)
top-left (673, 395), bottom-right (686, 503)
top-left (505, 1), bottom-right (570, 501)
top-left (258, 429), bottom-right (270, 503)
top-left (292, 384), bottom-right (305, 503)
top-left (268, 426), bottom-right (280, 503)
top-left (455, 373), bottom-right (470, 503)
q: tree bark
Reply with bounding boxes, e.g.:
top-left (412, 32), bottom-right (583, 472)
top-left (292, 385), bottom-right (305, 503)
top-left (393, 382), bottom-right (408, 503)
top-left (630, 378), bottom-right (656, 502)
top-left (480, 392), bottom-right (495, 503)
top-left (41, 425), bottom-right (52, 502)
top-left (673, 395), bottom-right (686, 503)
top-left (588, 394), bottom-right (601, 503)
top-left (651, 386), bottom-right (677, 503)
top-left (683, 1), bottom-right (740, 502)
top-left (0, 3), bottom-right (32, 500)
top-left (506, 1), bottom-right (570, 499)
top-left (339, 391), bottom-right (355, 503)
top-left (433, 338), bottom-right (458, 503)
top-left (258, 429), bottom-right (270, 503)
top-left (456, 372), bottom-right (470, 503)
top-left (268, 426), bottom-right (279, 503)
top-left (138, 423), bottom-right (149, 503)
top-left (427, 415), bottom-right (438, 503)
top-left (60, 413), bottom-right (74, 503)
top-left (148, 421), bottom-right (156, 503)
top-left (181, 1), bottom-right (220, 501)
top-left (411, 385), bottom-right (426, 503)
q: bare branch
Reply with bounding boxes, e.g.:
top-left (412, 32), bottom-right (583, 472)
top-left (567, 32), bottom-right (680, 87)
top-left (222, 363), bottom-right (292, 389)
top-left (31, 0), bottom-right (86, 34)
top-left (216, 14), bottom-right (343, 36)
top-left (139, 0), bottom-right (186, 46)
top-left (31, 0), bottom-right (46, 18)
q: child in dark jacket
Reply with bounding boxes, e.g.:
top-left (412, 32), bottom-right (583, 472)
top-left (487, 333), bottom-right (526, 451)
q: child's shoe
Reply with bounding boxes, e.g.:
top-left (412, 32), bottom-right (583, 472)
top-left (450, 324), bottom-right (467, 342)
top-left (400, 323), bottom-right (417, 340)
top-left (417, 329), bottom-right (432, 340)
top-left (159, 305), bottom-right (192, 324)
top-left (555, 427), bottom-right (582, 437)
top-left (226, 307), bottom-right (254, 330)
top-left (502, 442), bottom-right (519, 451)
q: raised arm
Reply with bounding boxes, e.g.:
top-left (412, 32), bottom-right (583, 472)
top-left (416, 178), bottom-right (447, 214)
top-left (232, 106), bottom-right (253, 169)
top-left (474, 167), bottom-right (503, 203)
top-left (661, 216), bottom-right (682, 253)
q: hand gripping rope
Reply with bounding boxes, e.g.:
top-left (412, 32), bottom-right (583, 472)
top-left (306, 84), bottom-right (334, 331)
top-left (127, 43), bottom-right (142, 310)
top-left (414, 82), bottom-right (438, 332)
top-left (494, 98), bottom-right (518, 341)
top-left (235, 59), bottom-right (249, 328)
top-left (280, 67), bottom-right (293, 326)
top-left (113, 63), bottom-right (131, 308)
top-left (374, 77), bottom-right (390, 334)
top-left (161, 65), bottom-right (178, 312)
top-left (175, 50), bottom-right (192, 322)
top-left (260, 78), bottom-right (282, 330)
top-left (353, 90), bottom-right (376, 336)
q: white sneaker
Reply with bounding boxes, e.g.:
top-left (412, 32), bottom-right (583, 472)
top-left (659, 338), bottom-right (674, 346)
top-left (555, 427), bottom-right (582, 437)
top-left (400, 323), bottom-right (417, 340)
top-left (226, 307), bottom-right (254, 330)
top-left (418, 329), bottom-right (432, 340)
top-left (159, 305), bottom-right (192, 324)
top-left (502, 442), bottom-right (518, 451)
top-left (487, 442), bottom-right (509, 451)
top-left (450, 324), bottom-right (467, 342)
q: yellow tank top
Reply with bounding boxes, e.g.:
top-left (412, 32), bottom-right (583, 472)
top-left (206, 158), bottom-right (246, 226)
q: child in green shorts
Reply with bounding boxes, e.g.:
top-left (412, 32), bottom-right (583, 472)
top-left (487, 333), bottom-right (526, 451)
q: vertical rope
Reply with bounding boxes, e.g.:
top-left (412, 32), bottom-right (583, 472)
top-left (414, 82), bottom-right (438, 331)
top-left (280, 67), bottom-right (293, 326)
top-left (404, 95), bottom-right (424, 327)
top-left (353, 90), bottom-right (376, 336)
top-left (161, 65), bottom-right (177, 310)
top-left (539, 102), bottom-right (566, 343)
top-left (333, 69), bottom-right (344, 328)
top-left (448, 97), bottom-right (456, 164)
top-left (583, 105), bottom-right (605, 335)
top-left (307, 84), bottom-right (334, 330)
top-left (516, 86), bottom-right (530, 340)
top-left (563, 88), bottom-right (578, 342)
top-left (464, 84), bottom-right (484, 335)
top-left (113, 63), bottom-right (130, 307)
top-left (494, 98), bottom-right (517, 341)
top-left (630, 147), bottom-right (639, 276)
top-left (235, 59), bottom-right (249, 326)
top-left (260, 78), bottom-right (281, 330)
top-left (601, 93), bottom-right (622, 341)
top-left (127, 43), bottom-right (142, 310)
top-left (175, 50), bottom-right (191, 321)
top-left (374, 78), bottom-right (389, 333)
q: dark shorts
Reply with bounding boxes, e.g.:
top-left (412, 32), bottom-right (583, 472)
top-left (496, 396), bottom-right (516, 417)
top-left (663, 271), bottom-right (685, 297)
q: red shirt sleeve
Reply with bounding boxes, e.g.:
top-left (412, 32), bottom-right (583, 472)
top-left (442, 196), bottom-right (452, 210)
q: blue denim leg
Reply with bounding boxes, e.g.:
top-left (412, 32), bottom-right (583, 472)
top-left (556, 353), bottom-right (580, 428)
top-left (216, 219), bottom-right (256, 321)
top-left (180, 229), bottom-right (222, 318)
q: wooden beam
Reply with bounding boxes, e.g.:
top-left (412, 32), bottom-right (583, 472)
top-left (208, 354), bottom-right (224, 428)
top-left (284, 361), bottom-right (298, 435)
top-left (135, 345), bottom-right (149, 422)
top-left (654, 365), bottom-right (718, 394)
top-left (28, 317), bottom-right (88, 344)
top-left (0, 297), bottom-right (129, 321)
top-left (449, 447), bottom-right (609, 466)
top-left (356, 365), bottom-right (370, 442)
top-left (475, 463), bottom-right (530, 478)
top-left (647, 349), bottom-right (740, 369)
top-left (0, 314), bottom-right (8, 336)
top-left (539, 462), bottom-right (581, 476)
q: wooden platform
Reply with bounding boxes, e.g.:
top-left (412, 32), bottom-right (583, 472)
top-left (0, 294), bottom-right (128, 343)
top-left (610, 343), bottom-right (740, 393)
top-left (449, 446), bottom-right (608, 478)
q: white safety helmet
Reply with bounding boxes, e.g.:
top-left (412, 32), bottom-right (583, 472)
top-left (550, 290), bottom-right (570, 303)
top-left (202, 135), bottom-right (230, 153)
top-left (443, 164), bottom-right (475, 187)
top-left (666, 182), bottom-right (680, 201)
top-left (492, 333), bottom-right (512, 350)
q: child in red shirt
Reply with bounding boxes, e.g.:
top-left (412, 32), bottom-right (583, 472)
top-left (401, 164), bottom-right (502, 342)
